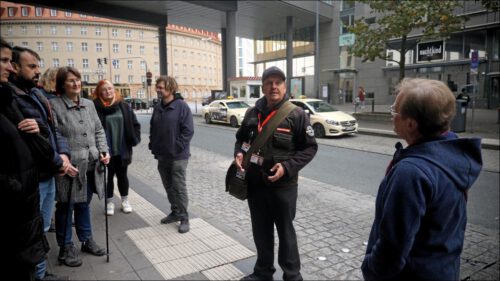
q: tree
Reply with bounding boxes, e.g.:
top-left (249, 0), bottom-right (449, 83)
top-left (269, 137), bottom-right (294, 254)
top-left (348, 0), bottom-right (465, 81)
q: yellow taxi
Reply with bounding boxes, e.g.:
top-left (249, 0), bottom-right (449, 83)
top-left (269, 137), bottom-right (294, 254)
top-left (290, 98), bottom-right (358, 137)
top-left (202, 99), bottom-right (250, 127)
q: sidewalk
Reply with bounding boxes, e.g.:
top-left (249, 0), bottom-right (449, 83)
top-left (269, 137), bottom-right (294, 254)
top-left (45, 130), bottom-right (499, 280)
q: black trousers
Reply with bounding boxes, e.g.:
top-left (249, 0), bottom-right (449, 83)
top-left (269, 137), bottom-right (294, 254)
top-left (247, 184), bottom-right (302, 281)
top-left (106, 155), bottom-right (130, 199)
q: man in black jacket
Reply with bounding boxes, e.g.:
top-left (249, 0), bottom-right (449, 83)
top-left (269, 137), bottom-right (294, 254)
top-left (9, 46), bottom-right (71, 281)
top-left (234, 67), bottom-right (318, 281)
top-left (1, 37), bottom-right (49, 281)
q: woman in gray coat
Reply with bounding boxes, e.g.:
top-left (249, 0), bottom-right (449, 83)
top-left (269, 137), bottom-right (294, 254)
top-left (50, 66), bottom-right (110, 267)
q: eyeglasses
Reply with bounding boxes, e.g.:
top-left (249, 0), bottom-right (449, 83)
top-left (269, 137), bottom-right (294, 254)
top-left (389, 104), bottom-right (400, 116)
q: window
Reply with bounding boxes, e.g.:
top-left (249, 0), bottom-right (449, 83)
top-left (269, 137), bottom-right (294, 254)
top-left (65, 26), bottom-right (72, 35)
top-left (83, 75), bottom-right (90, 82)
top-left (140, 46), bottom-right (145, 55)
top-left (79, 14), bottom-right (86, 18)
top-left (113, 60), bottom-right (120, 69)
top-left (113, 44), bottom-right (119, 53)
top-left (81, 42), bottom-right (88, 52)
top-left (50, 9), bottom-right (57, 17)
top-left (21, 42), bottom-right (28, 47)
top-left (52, 59), bottom-right (59, 67)
top-left (35, 7), bottom-right (43, 16)
top-left (114, 75), bottom-right (120, 83)
top-left (95, 27), bottom-right (101, 36)
top-left (21, 7), bottom-right (29, 17)
top-left (82, 59), bottom-right (89, 68)
top-left (7, 26), bottom-right (13, 35)
top-left (126, 30), bottom-right (131, 38)
top-left (66, 42), bottom-right (73, 51)
top-left (96, 43), bottom-right (103, 52)
top-left (98, 74), bottom-right (104, 81)
top-left (67, 59), bottom-right (74, 67)
top-left (51, 42), bottom-right (59, 51)
top-left (139, 31), bottom-right (144, 39)
top-left (154, 47), bottom-right (159, 55)
top-left (154, 62), bottom-right (159, 72)
top-left (39, 59), bottom-right (45, 68)
top-left (140, 61), bottom-right (146, 70)
top-left (128, 75), bottom-right (134, 83)
top-left (65, 11), bottom-right (72, 17)
top-left (35, 25), bottom-right (42, 34)
top-left (51, 26), bottom-right (57, 35)
top-left (8, 7), bottom-right (15, 17)
top-left (21, 26), bottom-right (27, 34)
top-left (126, 45), bottom-right (132, 54)
top-left (80, 27), bottom-right (87, 35)
top-left (127, 60), bottom-right (133, 69)
top-left (36, 42), bottom-right (43, 51)
top-left (112, 28), bottom-right (118, 37)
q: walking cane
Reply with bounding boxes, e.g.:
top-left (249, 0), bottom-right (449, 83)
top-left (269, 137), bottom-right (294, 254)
top-left (100, 153), bottom-right (110, 262)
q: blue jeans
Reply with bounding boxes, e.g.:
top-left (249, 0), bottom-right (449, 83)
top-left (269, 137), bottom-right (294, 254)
top-left (55, 171), bottom-right (95, 246)
top-left (35, 177), bottom-right (56, 279)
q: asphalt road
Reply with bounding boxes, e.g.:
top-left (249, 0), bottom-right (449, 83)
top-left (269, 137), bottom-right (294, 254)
top-left (137, 114), bottom-right (499, 230)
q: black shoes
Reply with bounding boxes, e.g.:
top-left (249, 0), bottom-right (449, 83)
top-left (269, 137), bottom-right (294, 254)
top-left (58, 244), bottom-right (82, 267)
top-left (178, 219), bottom-right (190, 233)
top-left (81, 237), bottom-right (106, 256)
top-left (161, 212), bottom-right (181, 224)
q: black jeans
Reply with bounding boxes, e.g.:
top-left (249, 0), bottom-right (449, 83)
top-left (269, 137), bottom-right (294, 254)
top-left (247, 184), bottom-right (302, 281)
top-left (106, 155), bottom-right (130, 199)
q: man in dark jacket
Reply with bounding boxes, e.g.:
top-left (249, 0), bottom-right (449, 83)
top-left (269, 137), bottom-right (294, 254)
top-left (149, 76), bottom-right (194, 233)
top-left (234, 67), bottom-right (318, 281)
top-left (1, 37), bottom-right (49, 281)
top-left (9, 46), bottom-right (70, 281)
top-left (362, 78), bottom-right (483, 280)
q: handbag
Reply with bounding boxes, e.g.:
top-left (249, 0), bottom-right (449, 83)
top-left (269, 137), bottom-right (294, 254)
top-left (225, 101), bottom-right (296, 200)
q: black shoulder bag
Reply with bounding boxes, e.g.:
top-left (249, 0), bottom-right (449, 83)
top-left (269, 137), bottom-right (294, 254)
top-left (225, 101), bottom-right (296, 200)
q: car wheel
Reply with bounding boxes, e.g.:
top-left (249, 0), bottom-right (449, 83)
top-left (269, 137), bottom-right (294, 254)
top-left (205, 114), bottom-right (211, 124)
top-left (313, 123), bottom-right (325, 138)
top-left (230, 116), bottom-right (238, 127)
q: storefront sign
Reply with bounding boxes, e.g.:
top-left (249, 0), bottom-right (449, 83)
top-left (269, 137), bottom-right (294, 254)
top-left (417, 41), bottom-right (444, 62)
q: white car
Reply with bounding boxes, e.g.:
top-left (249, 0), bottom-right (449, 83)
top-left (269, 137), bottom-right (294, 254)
top-left (290, 98), bottom-right (358, 137)
top-left (203, 99), bottom-right (250, 127)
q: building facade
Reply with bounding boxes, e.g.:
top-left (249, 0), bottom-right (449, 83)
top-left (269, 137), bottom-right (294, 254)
top-left (0, 1), bottom-right (223, 103)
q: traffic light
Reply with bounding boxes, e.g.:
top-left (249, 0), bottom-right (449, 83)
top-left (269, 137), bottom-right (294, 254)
top-left (103, 58), bottom-right (107, 64)
top-left (97, 58), bottom-right (102, 65)
top-left (142, 82), bottom-right (146, 88)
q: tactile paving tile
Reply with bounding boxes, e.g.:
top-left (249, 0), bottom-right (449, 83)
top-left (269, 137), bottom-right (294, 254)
top-left (202, 264), bottom-right (245, 280)
top-left (124, 190), bottom-right (256, 280)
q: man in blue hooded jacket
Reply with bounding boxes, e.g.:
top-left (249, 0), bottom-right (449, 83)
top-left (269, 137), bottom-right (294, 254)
top-left (362, 78), bottom-right (482, 280)
top-left (149, 76), bottom-right (194, 234)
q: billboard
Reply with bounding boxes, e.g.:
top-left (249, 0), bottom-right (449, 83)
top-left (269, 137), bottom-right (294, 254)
top-left (417, 41), bottom-right (444, 62)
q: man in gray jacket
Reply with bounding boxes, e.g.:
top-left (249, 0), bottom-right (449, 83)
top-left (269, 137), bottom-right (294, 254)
top-left (149, 76), bottom-right (194, 233)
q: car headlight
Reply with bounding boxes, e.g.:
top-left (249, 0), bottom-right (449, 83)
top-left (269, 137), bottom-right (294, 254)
top-left (325, 119), bottom-right (340, 125)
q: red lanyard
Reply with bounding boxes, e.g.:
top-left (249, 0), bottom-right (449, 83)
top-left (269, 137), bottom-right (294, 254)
top-left (257, 110), bottom-right (277, 133)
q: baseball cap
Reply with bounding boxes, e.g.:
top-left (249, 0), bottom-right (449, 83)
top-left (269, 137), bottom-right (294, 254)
top-left (262, 66), bottom-right (286, 82)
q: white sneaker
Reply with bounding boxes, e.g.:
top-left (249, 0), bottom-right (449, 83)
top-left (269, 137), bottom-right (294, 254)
top-left (121, 199), bottom-right (132, 213)
top-left (106, 202), bottom-right (115, 216)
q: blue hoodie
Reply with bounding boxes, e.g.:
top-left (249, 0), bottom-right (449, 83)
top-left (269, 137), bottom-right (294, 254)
top-left (362, 133), bottom-right (482, 281)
